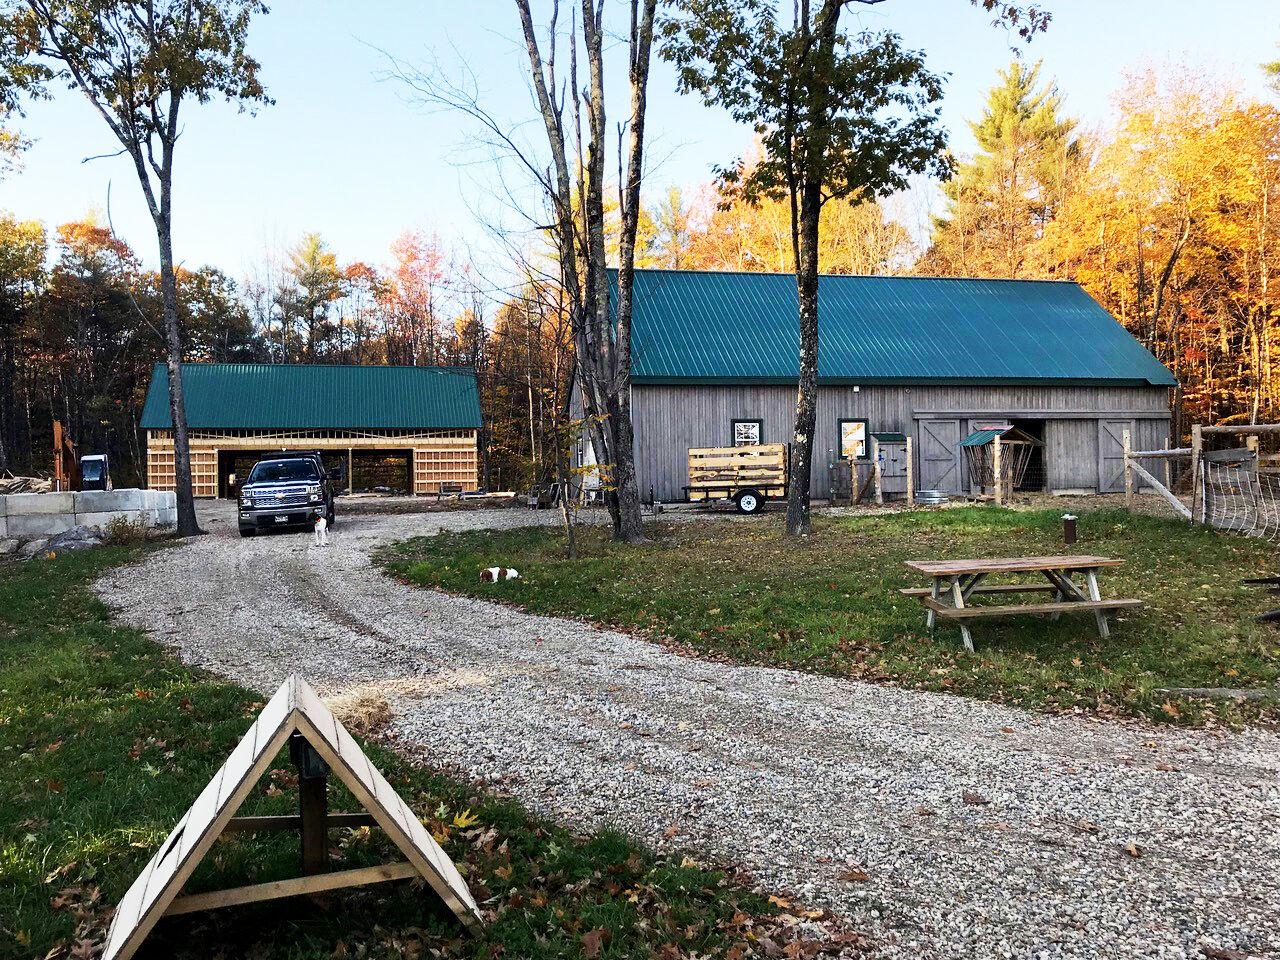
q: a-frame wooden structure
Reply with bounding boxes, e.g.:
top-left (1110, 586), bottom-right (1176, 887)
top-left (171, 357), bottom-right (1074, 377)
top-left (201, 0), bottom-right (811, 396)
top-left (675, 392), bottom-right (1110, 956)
top-left (102, 675), bottom-right (482, 960)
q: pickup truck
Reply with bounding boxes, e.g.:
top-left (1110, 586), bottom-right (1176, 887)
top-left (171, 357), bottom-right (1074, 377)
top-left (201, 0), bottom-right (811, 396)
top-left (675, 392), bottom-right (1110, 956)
top-left (237, 453), bottom-right (336, 537)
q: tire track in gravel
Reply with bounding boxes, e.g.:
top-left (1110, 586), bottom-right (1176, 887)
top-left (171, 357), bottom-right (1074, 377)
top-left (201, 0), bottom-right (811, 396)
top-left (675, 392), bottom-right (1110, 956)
top-left (95, 504), bottom-right (1280, 960)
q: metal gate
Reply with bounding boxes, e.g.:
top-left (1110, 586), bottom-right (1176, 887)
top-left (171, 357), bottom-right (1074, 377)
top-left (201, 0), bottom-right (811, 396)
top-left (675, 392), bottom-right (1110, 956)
top-left (917, 419), bottom-right (962, 493)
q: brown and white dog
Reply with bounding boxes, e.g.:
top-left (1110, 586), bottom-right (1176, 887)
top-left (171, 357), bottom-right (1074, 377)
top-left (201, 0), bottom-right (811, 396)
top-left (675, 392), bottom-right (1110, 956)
top-left (312, 515), bottom-right (329, 546)
top-left (480, 567), bottom-right (519, 582)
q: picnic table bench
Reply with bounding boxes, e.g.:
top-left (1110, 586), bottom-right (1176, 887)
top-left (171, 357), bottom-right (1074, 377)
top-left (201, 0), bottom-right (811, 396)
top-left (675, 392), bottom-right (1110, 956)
top-left (901, 555), bottom-right (1142, 652)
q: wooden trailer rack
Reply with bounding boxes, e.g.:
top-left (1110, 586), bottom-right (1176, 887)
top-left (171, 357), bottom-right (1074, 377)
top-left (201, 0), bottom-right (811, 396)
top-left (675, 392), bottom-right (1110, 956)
top-left (686, 443), bottom-right (787, 514)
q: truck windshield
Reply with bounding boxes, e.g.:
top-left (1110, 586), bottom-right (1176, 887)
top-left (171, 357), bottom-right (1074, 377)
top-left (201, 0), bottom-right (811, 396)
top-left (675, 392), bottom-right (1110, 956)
top-left (247, 460), bottom-right (319, 484)
top-left (81, 461), bottom-right (104, 481)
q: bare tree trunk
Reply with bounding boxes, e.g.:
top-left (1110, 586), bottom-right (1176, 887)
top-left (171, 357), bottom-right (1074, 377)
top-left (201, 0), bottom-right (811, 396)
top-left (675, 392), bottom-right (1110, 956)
top-left (786, 182), bottom-right (822, 536)
top-left (156, 210), bottom-right (202, 536)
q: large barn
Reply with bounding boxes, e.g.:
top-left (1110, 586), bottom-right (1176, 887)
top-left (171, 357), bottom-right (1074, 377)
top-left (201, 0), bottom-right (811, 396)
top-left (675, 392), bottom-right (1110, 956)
top-left (141, 363), bottom-right (482, 497)
top-left (594, 269), bottom-right (1176, 502)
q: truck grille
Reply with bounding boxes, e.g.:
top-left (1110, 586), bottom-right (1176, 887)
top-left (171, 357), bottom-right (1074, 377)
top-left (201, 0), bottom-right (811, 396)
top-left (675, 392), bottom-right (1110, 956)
top-left (252, 488), bottom-right (311, 508)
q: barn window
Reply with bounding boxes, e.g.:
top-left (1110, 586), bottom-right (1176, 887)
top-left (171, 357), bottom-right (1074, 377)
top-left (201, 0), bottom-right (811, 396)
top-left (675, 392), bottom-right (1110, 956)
top-left (838, 419), bottom-right (869, 460)
top-left (732, 419), bottom-right (764, 446)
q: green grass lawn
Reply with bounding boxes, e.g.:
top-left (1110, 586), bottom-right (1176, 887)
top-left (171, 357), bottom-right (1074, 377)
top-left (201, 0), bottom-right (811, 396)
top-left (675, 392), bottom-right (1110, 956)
top-left (0, 549), bottom-right (840, 960)
top-left (381, 507), bottom-right (1280, 726)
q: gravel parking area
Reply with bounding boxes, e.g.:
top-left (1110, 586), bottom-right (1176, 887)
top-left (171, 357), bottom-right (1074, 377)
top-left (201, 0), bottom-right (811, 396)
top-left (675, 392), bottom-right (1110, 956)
top-left (96, 502), bottom-right (1280, 959)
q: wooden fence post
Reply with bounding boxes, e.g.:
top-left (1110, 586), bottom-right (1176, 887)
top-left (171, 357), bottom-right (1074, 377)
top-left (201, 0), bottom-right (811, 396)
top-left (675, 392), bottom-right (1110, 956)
top-left (872, 437), bottom-right (884, 505)
top-left (992, 435), bottom-right (1003, 506)
top-left (905, 435), bottom-right (915, 507)
top-left (1163, 437), bottom-right (1171, 490)
top-left (1190, 423), bottom-right (1203, 524)
top-left (1123, 429), bottom-right (1134, 508)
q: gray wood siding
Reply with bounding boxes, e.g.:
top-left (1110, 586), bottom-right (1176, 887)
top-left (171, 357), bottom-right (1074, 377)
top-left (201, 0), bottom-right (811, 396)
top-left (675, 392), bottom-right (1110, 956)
top-left (631, 383), bottom-right (1171, 502)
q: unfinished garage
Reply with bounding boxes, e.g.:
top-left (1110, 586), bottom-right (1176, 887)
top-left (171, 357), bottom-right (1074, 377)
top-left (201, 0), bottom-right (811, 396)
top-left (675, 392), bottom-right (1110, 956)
top-left (606, 269), bottom-right (1177, 501)
top-left (141, 363), bottom-right (482, 497)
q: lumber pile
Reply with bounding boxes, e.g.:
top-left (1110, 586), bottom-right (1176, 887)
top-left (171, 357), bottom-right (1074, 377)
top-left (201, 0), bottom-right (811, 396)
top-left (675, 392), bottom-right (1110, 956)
top-left (0, 474), bottom-right (52, 495)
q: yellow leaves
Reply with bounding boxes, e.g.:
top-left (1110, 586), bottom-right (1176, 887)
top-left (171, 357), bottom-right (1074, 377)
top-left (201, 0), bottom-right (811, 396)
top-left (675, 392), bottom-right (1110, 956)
top-left (451, 808), bottom-right (479, 829)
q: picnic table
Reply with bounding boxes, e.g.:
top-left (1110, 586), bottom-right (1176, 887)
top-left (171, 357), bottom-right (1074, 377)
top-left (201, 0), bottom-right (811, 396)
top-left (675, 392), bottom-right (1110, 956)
top-left (901, 555), bottom-right (1143, 652)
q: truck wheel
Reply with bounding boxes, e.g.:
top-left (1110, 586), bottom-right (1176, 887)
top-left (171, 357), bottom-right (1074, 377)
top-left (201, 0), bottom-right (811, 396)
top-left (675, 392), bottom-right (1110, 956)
top-left (735, 489), bottom-right (764, 514)
top-left (327, 504), bottom-right (336, 527)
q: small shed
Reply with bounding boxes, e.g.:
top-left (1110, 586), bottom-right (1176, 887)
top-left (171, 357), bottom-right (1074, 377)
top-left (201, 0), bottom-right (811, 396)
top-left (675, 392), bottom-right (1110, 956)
top-left (959, 426), bottom-right (1043, 495)
top-left (871, 432), bottom-right (909, 500)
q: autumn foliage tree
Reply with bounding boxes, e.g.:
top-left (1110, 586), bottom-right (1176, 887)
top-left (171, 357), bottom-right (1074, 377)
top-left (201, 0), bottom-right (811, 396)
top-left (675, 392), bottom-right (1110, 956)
top-left (1, 0), bottom-right (272, 535)
top-left (1042, 70), bottom-right (1280, 432)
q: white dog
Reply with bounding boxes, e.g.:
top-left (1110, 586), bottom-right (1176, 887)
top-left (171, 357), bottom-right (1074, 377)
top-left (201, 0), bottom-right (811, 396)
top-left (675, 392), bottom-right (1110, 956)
top-left (313, 515), bottom-right (329, 547)
top-left (481, 567), bottom-right (519, 582)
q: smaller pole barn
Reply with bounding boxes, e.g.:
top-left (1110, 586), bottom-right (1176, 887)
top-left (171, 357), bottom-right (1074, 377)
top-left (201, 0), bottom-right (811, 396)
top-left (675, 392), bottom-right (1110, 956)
top-left (600, 269), bottom-right (1177, 502)
top-left (141, 363), bottom-right (482, 497)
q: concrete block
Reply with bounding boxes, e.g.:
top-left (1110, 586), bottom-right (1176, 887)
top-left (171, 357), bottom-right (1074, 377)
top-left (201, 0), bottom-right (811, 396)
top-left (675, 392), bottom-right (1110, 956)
top-left (156, 508), bottom-right (177, 527)
top-left (158, 491), bottom-right (177, 510)
top-left (77, 510), bottom-right (136, 531)
top-left (0, 516), bottom-right (6, 539)
top-left (74, 489), bottom-right (146, 513)
top-left (5, 492), bottom-right (74, 515)
top-left (8, 513), bottom-right (75, 539)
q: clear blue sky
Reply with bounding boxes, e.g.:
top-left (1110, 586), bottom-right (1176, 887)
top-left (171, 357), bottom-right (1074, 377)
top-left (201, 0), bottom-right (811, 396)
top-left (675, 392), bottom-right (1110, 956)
top-left (2, 0), bottom-right (1278, 286)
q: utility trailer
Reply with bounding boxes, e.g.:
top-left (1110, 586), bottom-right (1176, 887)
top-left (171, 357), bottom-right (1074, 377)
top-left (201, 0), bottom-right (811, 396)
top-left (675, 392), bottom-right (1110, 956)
top-left (685, 443), bottom-right (788, 514)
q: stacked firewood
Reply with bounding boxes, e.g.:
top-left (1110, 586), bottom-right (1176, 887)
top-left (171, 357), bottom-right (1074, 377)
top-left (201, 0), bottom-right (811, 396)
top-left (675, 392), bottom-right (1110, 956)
top-left (1245, 576), bottom-right (1280, 623)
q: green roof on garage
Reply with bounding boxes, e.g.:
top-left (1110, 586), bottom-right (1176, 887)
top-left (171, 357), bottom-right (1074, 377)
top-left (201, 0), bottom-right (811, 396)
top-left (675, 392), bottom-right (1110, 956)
top-left (140, 363), bottom-right (483, 430)
top-left (615, 269), bottom-right (1177, 387)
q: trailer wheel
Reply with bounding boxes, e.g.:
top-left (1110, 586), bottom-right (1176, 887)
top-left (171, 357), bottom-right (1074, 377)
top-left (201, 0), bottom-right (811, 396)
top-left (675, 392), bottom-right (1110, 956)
top-left (735, 489), bottom-right (764, 514)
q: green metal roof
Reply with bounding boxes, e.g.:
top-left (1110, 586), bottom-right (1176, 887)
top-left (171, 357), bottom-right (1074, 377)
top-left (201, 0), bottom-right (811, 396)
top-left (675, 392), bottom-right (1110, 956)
top-left (872, 432), bottom-right (908, 443)
top-left (959, 427), bottom-right (1043, 447)
top-left (140, 363), bottom-right (482, 430)
top-left (613, 269), bottom-right (1176, 387)
top-left (959, 429), bottom-right (1007, 448)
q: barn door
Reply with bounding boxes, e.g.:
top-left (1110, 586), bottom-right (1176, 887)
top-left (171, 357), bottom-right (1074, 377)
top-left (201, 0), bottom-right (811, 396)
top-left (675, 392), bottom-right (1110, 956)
top-left (917, 419), bottom-right (962, 493)
top-left (1097, 418), bottom-right (1135, 493)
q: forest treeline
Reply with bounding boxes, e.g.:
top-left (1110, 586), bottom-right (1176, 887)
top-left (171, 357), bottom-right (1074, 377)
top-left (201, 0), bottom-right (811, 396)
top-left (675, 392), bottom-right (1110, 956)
top-left (2, 60), bottom-right (1278, 489)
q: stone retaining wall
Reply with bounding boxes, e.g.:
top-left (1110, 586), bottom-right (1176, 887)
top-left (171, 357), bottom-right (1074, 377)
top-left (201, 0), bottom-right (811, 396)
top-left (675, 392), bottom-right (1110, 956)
top-left (0, 489), bottom-right (177, 539)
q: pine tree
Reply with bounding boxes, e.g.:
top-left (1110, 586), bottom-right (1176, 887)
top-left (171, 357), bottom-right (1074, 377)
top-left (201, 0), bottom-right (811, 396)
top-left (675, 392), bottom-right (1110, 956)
top-left (925, 60), bottom-right (1081, 279)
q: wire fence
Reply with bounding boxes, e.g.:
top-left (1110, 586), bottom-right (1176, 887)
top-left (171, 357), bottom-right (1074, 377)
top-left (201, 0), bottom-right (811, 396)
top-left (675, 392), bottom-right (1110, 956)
top-left (1204, 435), bottom-right (1280, 543)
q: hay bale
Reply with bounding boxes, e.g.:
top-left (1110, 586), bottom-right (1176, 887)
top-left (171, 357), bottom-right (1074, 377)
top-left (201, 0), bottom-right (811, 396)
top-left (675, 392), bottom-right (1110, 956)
top-left (324, 687), bottom-right (394, 737)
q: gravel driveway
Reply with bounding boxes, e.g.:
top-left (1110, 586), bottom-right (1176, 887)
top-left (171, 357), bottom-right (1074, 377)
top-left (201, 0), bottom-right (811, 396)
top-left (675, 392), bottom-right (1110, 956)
top-left (96, 503), bottom-right (1280, 960)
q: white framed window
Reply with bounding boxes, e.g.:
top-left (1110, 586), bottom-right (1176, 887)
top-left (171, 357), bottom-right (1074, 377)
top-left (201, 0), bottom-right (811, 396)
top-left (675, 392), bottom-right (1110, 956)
top-left (838, 419), bottom-right (869, 460)
top-left (732, 419), bottom-right (763, 446)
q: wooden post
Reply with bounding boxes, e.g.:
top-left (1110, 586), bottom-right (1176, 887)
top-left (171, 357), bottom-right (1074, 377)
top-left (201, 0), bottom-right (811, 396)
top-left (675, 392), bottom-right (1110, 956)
top-left (1123, 429), bottom-right (1134, 509)
top-left (905, 435), bottom-right (915, 507)
top-left (290, 733), bottom-right (330, 876)
top-left (872, 437), bottom-right (883, 505)
top-left (1190, 423), bottom-right (1203, 524)
top-left (347, 448), bottom-right (354, 495)
top-left (1162, 437), bottom-right (1171, 490)
top-left (992, 435), bottom-right (1003, 506)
